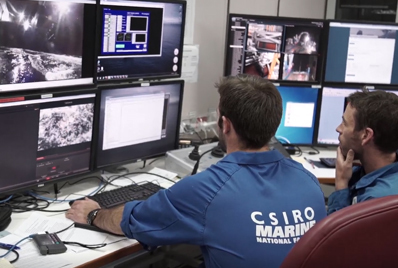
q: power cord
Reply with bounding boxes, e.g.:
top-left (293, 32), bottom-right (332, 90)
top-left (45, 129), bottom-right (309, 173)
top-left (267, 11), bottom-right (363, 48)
top-left (191, 148), bottom-right (214, 175)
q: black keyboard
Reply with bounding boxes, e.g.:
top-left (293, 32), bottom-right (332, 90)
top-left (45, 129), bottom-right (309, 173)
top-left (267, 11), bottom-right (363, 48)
top-left (71, 182), bottom-right (164, 208)
top-left (320, 157), bottom-right (336, 168)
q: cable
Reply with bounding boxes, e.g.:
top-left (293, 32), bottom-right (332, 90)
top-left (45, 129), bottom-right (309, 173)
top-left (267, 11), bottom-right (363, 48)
top-left (29, 181), bottom-right (104, 203)
top-left (191, 148), bottom-right (213, 175)
top-left (0, 195), bottom-right (13, 204)
top-left (0, 235), bottom-right (32, 259)
top-left (62, 238), bottom-right (127, 249)
top-left (54, 223), bottom-right (74, 234)
top-left (108, 172), bottom-right (176, 185)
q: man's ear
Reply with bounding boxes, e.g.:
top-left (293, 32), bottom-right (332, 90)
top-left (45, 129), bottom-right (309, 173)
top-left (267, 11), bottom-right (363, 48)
top-left (222, 116), bottom-right (231, 135)
top-left (361, 127), bottom-right (374, 146)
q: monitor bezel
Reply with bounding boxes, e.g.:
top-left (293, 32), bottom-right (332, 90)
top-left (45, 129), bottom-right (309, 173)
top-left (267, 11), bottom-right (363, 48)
top-left (95, 0), bottom-right (187, 84)
top-left (274, 82), bottom-right (321, 146)
top-left (0, 87), bottom-right (99, 196)
top-left (93, 79), bottom-right (184, 169)
top-left (322, 19), bottom-right (398, 88)
top-left (224, 13), bottom-right (327, 86)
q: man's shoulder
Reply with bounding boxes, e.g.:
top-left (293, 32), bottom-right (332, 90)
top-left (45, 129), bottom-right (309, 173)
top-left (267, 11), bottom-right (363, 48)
top-left (281, 158), bottom-right (319, 181)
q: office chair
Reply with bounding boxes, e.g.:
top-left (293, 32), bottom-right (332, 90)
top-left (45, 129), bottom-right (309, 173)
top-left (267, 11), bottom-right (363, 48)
top-left (280, 195), bottom-right (398, 268)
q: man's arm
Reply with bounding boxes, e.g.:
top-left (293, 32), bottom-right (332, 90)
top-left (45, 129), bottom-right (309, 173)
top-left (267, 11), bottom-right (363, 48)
top-left (93, 206), bottom-right (125, 235)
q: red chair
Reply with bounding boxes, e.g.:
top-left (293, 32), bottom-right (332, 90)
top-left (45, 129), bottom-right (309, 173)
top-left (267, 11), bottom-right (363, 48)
top-left (280, 195), bottom-right (398, 268)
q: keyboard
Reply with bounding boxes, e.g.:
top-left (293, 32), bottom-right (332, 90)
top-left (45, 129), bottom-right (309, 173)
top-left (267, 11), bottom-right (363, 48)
top-left (319, 157), bottom-right (336, 168)
top-left (70, 182), bottom-right (164, 209)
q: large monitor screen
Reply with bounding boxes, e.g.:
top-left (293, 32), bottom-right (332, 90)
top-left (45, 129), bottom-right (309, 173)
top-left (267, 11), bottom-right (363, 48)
top-left (275, 86), bottom-right (319, 145)
top-left (0, 92), bottom-right (96, 194)
top-left (325, 22), bottom-right (398, 85)
top-left (0, 0), bottom-right (97, 93)
top-left (96, 80), bottom-right (184, 168)
top-left (97, 0), bottom-right (186, 82)
top-left (225, 14), bottom-right (324, 83)
top-left (317, 86), bottom-right (398, 145)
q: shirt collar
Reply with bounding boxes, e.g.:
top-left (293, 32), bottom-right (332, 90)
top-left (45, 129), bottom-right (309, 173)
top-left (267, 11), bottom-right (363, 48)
top-left (220, 150), bottom-right (285, 165)
top-left (355, 160), bottom-right (398, 189)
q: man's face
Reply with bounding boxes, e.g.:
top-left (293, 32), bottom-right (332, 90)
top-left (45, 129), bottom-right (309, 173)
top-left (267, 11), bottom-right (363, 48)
top-left (336, 104), bottom-right (362, 158)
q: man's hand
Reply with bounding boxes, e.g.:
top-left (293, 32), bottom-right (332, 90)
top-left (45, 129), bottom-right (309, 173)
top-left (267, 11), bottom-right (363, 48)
top-left (66, 198), bottom-right (100, 224)
top-left (335, 147), bottom-right (354, 191)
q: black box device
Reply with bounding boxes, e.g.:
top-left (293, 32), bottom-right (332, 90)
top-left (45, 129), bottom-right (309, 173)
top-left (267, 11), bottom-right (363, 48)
top-left (32, 233), bottom-right (67, 255)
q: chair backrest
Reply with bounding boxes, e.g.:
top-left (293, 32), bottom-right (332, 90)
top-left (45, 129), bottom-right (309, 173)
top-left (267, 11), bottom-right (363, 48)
top-left (280, 195), bottom-right (398, 268)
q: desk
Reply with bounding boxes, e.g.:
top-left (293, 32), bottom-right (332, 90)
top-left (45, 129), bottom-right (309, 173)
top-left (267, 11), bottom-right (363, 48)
top-left (3, 167), bottom-right (176, 268)
top-left (3, 149), bottom-right (338, 267)
top-left (292, 147), bottom-right (337, 185)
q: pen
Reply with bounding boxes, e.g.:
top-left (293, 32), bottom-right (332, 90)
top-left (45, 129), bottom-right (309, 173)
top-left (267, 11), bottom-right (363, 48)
top-left (304, 157), bottom-right (315, 169)
top-left (0, 242), bottom-right (20, 250)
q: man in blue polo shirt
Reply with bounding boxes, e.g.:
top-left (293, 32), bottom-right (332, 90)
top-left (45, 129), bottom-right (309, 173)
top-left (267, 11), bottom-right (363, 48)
top-left (328, 90), bottom-right (398, 215)
top-left (66, 75), bottom-right (327, 268)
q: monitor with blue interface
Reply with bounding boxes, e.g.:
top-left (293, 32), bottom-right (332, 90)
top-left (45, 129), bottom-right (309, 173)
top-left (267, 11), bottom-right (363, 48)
top-left (97, 0), bottom-right (186, 82)
top-left (0, 92), bottom-right (96, 195)
top-left (0, 0), bottom-right (97, 93)
top-left (325, 21), bottom-right (398, 85)
top-left (225, 14), bottom-right (325, 83)
top-left (96, 80), bottom-right (183, 168)
top-left (274, 85), bottom-right (319, 145)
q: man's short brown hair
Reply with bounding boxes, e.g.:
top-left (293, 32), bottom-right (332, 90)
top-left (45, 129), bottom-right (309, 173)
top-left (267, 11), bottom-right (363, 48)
top-left (216, 75), bottom-right (282, 149)
top-left (347, 90), bottom-right (398, 153)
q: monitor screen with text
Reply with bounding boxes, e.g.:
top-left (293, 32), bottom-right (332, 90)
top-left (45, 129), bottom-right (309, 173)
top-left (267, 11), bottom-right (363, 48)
top-left (317, 86), bottom-right (398, 145)
top-left (275, 86), bottom-right (319, 145)
top-left (97, 0), bottom-right (185, 82)
top-left (325, 22), bottom-right (398, 85)
top-left (96, 80), bottom-right (183, 168)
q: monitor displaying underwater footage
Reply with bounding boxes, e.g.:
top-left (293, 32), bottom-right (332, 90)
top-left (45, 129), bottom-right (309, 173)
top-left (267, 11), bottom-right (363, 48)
top-left (225, 14), bottom-right (325, 84)
top-left (97, 0), bottom-right (186, 82)
top-left (0, 91), bottom-right (96, 195)
top-left (0, 0), bottom-right (96, 92)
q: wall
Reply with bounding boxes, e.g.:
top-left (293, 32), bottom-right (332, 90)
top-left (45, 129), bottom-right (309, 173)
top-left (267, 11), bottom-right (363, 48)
top-left (229, 0), bottom-right (278, 16)
top-left (180, 0), bottom-right (229, 119)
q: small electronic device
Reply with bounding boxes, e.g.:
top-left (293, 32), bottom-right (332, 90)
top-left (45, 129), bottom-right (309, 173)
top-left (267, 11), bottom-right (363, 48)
top-left (32, 233), bottom-right (67, 255)
top-left (320, 157), bottom-right (336, 168)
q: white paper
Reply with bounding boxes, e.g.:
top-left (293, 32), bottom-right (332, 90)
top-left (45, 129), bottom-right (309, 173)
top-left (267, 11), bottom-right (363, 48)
top-left (14, 213), bottom-right (73, 238)
top-left (181, 45), bottom-right (199, 83)
top-left (184, 0), bottom-right (196, 44)
top-left (0, 258), bottom-right (14, 268)
top-left (10, 243), bottom-right (71, 268)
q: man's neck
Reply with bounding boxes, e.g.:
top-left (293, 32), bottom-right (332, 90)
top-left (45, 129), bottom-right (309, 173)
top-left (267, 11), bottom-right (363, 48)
top-left (360, 149), bottom-right (397, 174)
top-left (226, 143), bottom-right (269, 154)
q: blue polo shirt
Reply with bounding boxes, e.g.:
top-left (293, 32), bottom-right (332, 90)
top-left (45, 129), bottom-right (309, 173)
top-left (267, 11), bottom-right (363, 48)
top-left (328, 161), bottom-right (398, 215)
top-left (121, 150), bottom-right (327, 268)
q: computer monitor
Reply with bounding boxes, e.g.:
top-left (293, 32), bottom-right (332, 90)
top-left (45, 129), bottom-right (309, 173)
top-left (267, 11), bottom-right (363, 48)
top-left (0, 91), bottom-right (96, 195)
top-left (225, 14), bottom-right (325, 83)
top-left (325, 21), bottom-right (398, 85)
top-left (317, 86), bottom-right (398, 145)
top-left (96, 80), bottom-right (184, 168)
top-left (275, 85), bottom-right (319, 145)
top-left (0, 0), bottom-right (97, 93)
top-left (96, 0), bottom-right (186, 82)
top-left (316, 86), bottom-right (362, 145)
